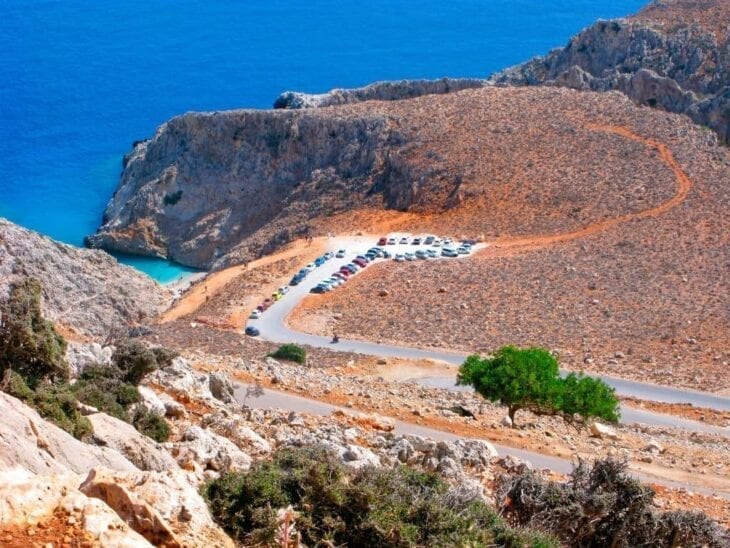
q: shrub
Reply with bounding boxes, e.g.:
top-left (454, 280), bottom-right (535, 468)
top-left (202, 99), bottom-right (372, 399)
top-left (72, 365), bottom-right (140, 421)
top-left (0, 278), bottom-right (69, 387)
top-left (132, 405), bottom-right (170, 443)
top-left (268, 343), bottom-right (306, 365)
top-left (501, 458), bottom-right (725, 547)
top-left (33, 382), bottom-right (92, 440)
top-left (112, 340), bottom-right (173, 385)
top-left (163, 190), bottom-right (183, 206)
top-left (203, 445), bottom-right (556, 547)
top-left (458, 346), bottom-right (619, 426)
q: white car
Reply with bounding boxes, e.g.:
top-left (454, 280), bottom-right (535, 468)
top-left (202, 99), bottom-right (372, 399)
top-left (432, 239), bottom-right (442, 247)
top-left (457, 246), bottom-right (470, 255)
top-left (405, 252), bottom-right (416, 261)
top-left (399, 237), bottom-right (409, 244)
top-left (394, 253), bottom-right (406, 262)
top-left (336, 249), bottom-right (346, 258)
top-left (305, 262), bottom-right (316, 271)
top-left (278, 286), bottom-right (290, 295)
top-left (249, 310), bottom-right (261, 319)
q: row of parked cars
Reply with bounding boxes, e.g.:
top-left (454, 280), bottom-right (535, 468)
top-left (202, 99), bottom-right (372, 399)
top-left (310, 246), bottom-right (391, 294)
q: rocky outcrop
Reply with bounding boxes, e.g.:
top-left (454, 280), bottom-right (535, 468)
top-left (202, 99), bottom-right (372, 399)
top-left (0, 218), bottom-right (171, 337)
top-left (0, 392), bottom-right (137, 475)
top-left (0, 469), bottom-right (152, 547)
top-left (489, 8), bottom-right (729, 143)
top-left (273, 77), bottom-right (486, 109)
top-left (80, 468), bottom-right (234, 547)
top-left (87, 412), bottom-right (180, 472)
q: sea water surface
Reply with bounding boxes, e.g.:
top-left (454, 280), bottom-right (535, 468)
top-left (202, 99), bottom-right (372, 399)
top-left (1, 0), bottom-right (645, 282)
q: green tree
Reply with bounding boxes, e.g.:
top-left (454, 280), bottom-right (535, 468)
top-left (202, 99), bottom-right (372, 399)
top-left (458, 346), bottom-right (560, 425)
top-left (0, 278), bottom-right (69, 387)
top-left (112, 339), bottom-right (161, 385)
top-left (458, 346), bottom-right (619, 426)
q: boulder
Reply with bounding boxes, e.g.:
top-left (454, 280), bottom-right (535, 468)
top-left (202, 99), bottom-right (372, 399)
top-left (453, 439), bottom-right (498, 470)
top-left (500, 415), bottom-right (513, 428)
top-left (203, 414), bottom-right (272, 454)
top-left (590, 421), bottom-right (620, 440)
top-left (172, 426), bottom-right (251, 473)
top-left (146, 357), bottom-right (215, 402)
top-left (80, 468), bottom-right (234, 548)
top-left (0, 468), bottom-right (151, 547)
top-left (88, 412), bottom-right (179, 472)
top-left (208, 371), bottom-right (235, 404)
top-left (645, 439), bottom-right (663, 454)
top-left (137, 385), bottom-right (167, 416)
top-left (65, 342), bottom-right (115, 378)
top-left (339, 444), bottom-right (381, 469)
top-left (0, 392), bottom-right (137, 475)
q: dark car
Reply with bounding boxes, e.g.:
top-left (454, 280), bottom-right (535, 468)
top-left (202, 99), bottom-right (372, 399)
top-left (310, 285), bottom-right (326, 294)
top-left (412, 237), bottom-right (422, 245)
top-left (315, 256), bottom-right (326, 267)
top-left (245, 326), bottom-right (260, 337)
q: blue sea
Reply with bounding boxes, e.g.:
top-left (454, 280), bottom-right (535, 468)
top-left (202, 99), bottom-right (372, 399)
top-left (0, 0), bottom-right (645, 282)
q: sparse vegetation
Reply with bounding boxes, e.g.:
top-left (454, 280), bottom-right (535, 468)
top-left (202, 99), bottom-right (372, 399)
top-left (132, 405), bottom-right (170, 442)
top-left (458, 346), bottom-right (619, 426)
top-left (203, 445), bottom-right (557, 547)
top-left (0, 278), bottom-right (69, 387)
top-left (268, 343), bottom-right (307, 365)
top-left (501, 458), bottom-right (726, 547)
top-left (163, 190), bottom-right (183, 206)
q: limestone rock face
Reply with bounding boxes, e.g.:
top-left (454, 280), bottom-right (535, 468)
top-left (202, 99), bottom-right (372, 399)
top-left (80, 468), bottom-right (234, 548)
top-left (0, 392), bottom-right (137, 475)
top-left (0, 469), bottom-right (152, 547)
top-left (273, 77), bottom-right (486, 109)
top-left (172, 425), bottom-right (252, 474)
top-left (87, 412), bottom-right (180, 472)
top-left (0, 218), bottom-right (170, 337)
top-left (489, 17), bottom-right (729, 143)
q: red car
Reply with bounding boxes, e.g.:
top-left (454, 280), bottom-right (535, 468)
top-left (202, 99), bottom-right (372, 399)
top-left (353, 258), bottom-right (368, 268)
top-left (378, 236), bottom-right (388, 246)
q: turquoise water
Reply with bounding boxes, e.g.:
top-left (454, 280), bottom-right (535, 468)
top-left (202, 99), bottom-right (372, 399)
top-left (0, 0), bottom-right (645, 281)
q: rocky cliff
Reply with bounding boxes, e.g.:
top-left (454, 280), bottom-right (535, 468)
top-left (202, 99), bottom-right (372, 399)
top-left (489, 0), bottom-right (729, 143)
top-left (0, 219), bottom-right (171, 337)
top-left (273, 77), bottom-right (487, 109)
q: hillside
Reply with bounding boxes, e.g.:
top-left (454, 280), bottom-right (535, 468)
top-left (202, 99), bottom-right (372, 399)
top-left (489, 0), bottom-right (729, 143)
top-left (86, 85), bottom-right (710, 270)
top-left (0, 219), bottom-right (170, 338)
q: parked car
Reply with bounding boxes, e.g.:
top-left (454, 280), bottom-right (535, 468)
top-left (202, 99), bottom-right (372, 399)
top-left (457, 246), bottom-right (470, 255)
top-left (378, 237), bottom-right (388, 245)
top-left (443, 238), bottom-right (453, 246)
top-left (405, 252), bottom-right (416, 261)
top-left (249, 310), bottom-right (261, 319)
top-left (394, 254), bottom-right (405, 262)
top-left (432, 239), bottom-right (442, 247)
top-left (272, 292), bottom-right (282, 301)
top-left (353, 258), bottom-right (368, 268)
top-left (304, 263), bottom-right (316, 271)
top-left (441, 248), bottom-right (458, 258)
top-left (279, 286), bottom-right (290, 295)
top-left (426, 249), bottom-right (438, 259)
top-left (424, 236), bottom-right (435, 245)
top-left (245, 326), bottom-right (260, 337)
top-left (324, 251), bottom-right (334, 260)
top-left (290, 275), bottom-right (302, 286)
top-left (336, 249), bottom-right (346, 258)
top-left (461, 239), bottom-right (478, 246)
top-left (310, 285), bottom-right (326, 294)
top-left (387, 237), bottom-right (397, 245)
top-left (412, 237), bottom-right (422, 245)
top-left (399, 237), bottom-right (409, 244)
top-left (381, 249), bottom-right (392, 259)
top-left (415, 249), bottom-right (428, 259)
top-left (344, 263), bottom-right (359, 273)
top-left (315, 256), bottom-right (326, 267)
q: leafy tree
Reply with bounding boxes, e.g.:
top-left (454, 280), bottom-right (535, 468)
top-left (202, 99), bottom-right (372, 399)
top-left (132, 405), bottom-right (170, 443)
top-left (0, 278), bottom-right (69, 387)
top-left (458, 346), bottom-right (561, 425)
top-left (458, 346), bottom-right (619, 426)
top-left (268, 343), bottom-right (307, 365)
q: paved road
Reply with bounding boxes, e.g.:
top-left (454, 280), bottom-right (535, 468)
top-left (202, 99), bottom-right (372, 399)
top-left (233, 383), bottom-right (730, 499)
top-left (250, 237), bottom-right (730, 423)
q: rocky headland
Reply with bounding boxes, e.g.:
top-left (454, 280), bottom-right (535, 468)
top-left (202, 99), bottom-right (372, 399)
top-left (489, 0), bottom-right (729, 143)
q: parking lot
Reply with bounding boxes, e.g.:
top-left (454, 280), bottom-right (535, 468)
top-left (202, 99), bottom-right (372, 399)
top-left (244, 234), bottom-right (484, 335)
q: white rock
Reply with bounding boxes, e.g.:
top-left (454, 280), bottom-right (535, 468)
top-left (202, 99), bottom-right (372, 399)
top-left (590, 421), bottom-right (620, 440)
top-left (173, 426), bottom-right (251, 473)
top-left (137, 385), bottom-right (167, 416)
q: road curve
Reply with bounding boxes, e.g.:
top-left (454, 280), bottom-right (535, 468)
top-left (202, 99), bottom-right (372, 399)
top-left (250, 238), bottom-right (730, 426)
top-left (234, 383), bottom-right (730, 499)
